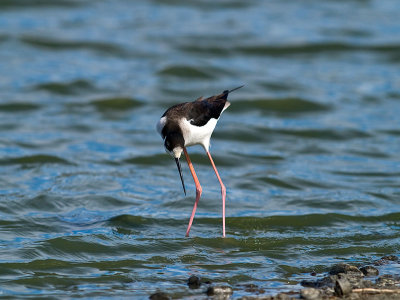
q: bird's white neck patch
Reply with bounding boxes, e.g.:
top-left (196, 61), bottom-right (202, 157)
top-left (172, 146), bottom-right (183, 159)
top-left (222, 101), bottom-right (231, 113)
top-left (156, 116), bottom-right (167, 137)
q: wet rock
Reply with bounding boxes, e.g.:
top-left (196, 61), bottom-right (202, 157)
top-left (300, 288), bottom-right (320, 300)
top-left (334, 276), bottom-right (352, 297)
top-left (374, 255), bottom-right (399, 266)
top-left (294, 256), bottom-right (400, 300)
top-left (239, 283), bottom-right (265, 294)
top-left (359, 265), bottom-right (379, 276)
top-left (217, 256), bottom-right (400, 299)
top-left (301, 275), bottom-right (335, 288)
top-left (206, 285), bottom-right (233, 299)
top-left (329, 263), bottom-right (363, 276)
top-left (149, 292), bottom-right (170, 300)
top-left (243, 283), bottom-right (257, 292)
top-left (187, 275), bottom-right (201, 289)
top-left (238, 294), bottom-right (291, 300)
top-left (381, 255), bottom-right (399, 261)
top-left (328, 263), bottom-right (365, 289)
top-left (376, 274), bottom-right (400, 287)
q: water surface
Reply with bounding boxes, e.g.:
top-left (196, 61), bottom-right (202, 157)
top-left (0, 0), bottom-right (400, 298)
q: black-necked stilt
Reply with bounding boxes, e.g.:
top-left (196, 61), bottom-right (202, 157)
top-left (157, 86), bottom-right (243, 237)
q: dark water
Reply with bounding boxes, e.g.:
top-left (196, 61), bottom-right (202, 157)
top-left (1, 0), bottom-right (400, 298)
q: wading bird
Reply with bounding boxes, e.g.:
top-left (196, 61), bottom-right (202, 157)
top-left (156, 86), bottom-right (243, 237)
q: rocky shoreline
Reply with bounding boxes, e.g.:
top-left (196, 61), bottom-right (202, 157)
top-left (149, 255), bottom-right (400, 299)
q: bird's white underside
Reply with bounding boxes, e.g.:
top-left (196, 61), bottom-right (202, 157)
top-left (180, 102), bottom-right (230, 150)
top-left (180, 117), bottom-right (217, 151)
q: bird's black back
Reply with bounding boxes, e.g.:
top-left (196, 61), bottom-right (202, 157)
top-left (161, 90), bottom-right (230, 128)
top-left (187, 90), bottom-right (229, 126)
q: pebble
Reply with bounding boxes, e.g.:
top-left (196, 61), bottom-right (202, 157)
top-left (300, 288), bottom-right (320, 300)
top-left (206, 285), bottom-right (233, 299)
top-left (275, 293), bottom-right (292, 300)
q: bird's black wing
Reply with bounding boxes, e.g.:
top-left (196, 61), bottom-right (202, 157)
top-left (187, 91), bottom-right (229, 127)
top-left (161, 102), bottom-right (186, 118)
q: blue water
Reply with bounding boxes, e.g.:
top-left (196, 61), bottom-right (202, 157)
top-left (0, 0), bottom-right (399, 298)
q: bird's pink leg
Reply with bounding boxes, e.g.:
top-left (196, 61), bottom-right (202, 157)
top-left (206, 151), bottom-right (226, 238)
top-left (183, 147), bottom-right (202, 237)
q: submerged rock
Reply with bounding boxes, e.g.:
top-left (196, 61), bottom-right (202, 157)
top-left (149, 292), bottom-right (170, 300)
top-left (236, 283), bottom-right (265, 295)
top-left (360, 265), bottom-right (379, 276)
top-left (244, 283), bottom-right (265, 294)
top-left (329, 263), bottom-right (363, 276)
top-left (187, 275), bottom-right (201, 289)
top-left (374, 255), bottom-right (399, 266)
top-left (301, 275), bottom-right (336, 289)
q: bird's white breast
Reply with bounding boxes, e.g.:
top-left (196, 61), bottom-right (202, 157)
top-left (180, 117), bottom-right (218, 150)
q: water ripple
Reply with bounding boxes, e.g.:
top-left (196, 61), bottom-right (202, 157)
top-left (1, 0), bottom-right (400, 298)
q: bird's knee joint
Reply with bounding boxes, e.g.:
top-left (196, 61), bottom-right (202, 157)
top-left (221, 184), bottom-right (226, 195)
top-left (196, 186), bottom-right (202, 196)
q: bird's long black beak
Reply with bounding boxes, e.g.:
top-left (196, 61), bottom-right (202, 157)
top-left (175, 157), bottom-right (186, 195)
top-left (222, 85), bottom-right (244, 97)
top-left (228, 85), bottom-right (244, 93)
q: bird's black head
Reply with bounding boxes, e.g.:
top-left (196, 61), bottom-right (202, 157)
top-left (164, 132), bottom-right (186, 195)
top-left (164, 132), bottom-right (185, 158)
